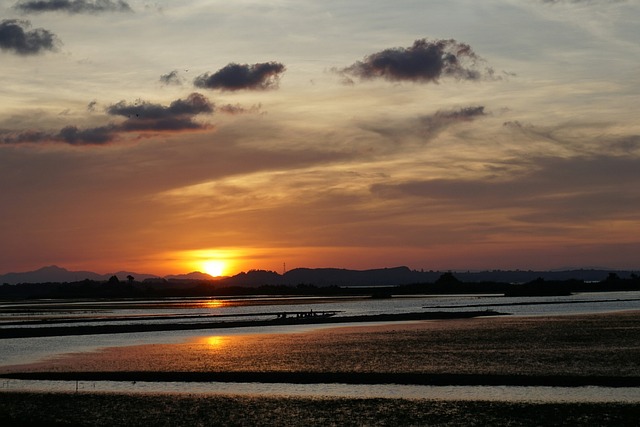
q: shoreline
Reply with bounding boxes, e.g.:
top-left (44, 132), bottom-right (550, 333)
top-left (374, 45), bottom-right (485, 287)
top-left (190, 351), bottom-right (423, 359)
top-left (3, 370), bottom-right (640, 388)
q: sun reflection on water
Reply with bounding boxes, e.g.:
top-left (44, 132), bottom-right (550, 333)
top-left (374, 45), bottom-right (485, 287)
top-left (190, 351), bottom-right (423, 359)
top-left (201, 300), bottom-right (227, 309)
top-left (202, 336), bottom-right (226, 348)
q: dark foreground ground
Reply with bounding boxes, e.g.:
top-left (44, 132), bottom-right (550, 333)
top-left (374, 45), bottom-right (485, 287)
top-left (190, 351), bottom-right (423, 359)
top-left (1, 392), bottom-right (639, 427)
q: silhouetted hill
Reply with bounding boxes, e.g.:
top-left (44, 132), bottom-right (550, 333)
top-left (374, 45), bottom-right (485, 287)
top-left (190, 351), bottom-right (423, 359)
top-left (216, 267), bottom-right (637, 287)
top-left (0, 265), bottom-right (158, 285)
top-left (2, 265), bottom-right (638, 287)
top-left (164, 271), bottom-right (216, 281)
top-left (282, 266), bottom-right (422, 286)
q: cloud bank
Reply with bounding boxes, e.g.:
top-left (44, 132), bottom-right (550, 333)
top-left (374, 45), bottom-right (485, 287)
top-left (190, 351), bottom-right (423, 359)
top-left (14, 0), bottom-right (133, 14)
top-left (0, 19), bottom-right (59, 55)
top-left (1, 93), bottom-right (214, 145)
top-left (337, 38), bottom-right (493, 84)
top-left (194, 62), bottom-right (286, 91)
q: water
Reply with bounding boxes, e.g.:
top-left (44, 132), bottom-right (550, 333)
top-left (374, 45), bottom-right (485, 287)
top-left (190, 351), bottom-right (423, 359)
top-left (2, 291), bottom-right (639, 367)
top-left (1, 291), bottom-right (639, 402)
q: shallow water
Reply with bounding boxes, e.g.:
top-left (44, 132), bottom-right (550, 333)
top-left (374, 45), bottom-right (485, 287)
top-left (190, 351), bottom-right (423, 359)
top-left (2, 292), bottom-right (640, 403)
top-left (2, 379), bottom-right (640, 403)
top-left (1, 292), bottom-right (640, 368)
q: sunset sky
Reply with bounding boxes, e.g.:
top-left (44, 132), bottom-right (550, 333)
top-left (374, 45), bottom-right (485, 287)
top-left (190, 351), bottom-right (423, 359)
top-left (1, 0), bottom-right (639, 276)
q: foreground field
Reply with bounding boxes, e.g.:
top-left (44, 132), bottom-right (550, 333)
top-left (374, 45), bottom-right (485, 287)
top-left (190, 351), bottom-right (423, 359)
top-left (1, 392), bottom-right (639, 427)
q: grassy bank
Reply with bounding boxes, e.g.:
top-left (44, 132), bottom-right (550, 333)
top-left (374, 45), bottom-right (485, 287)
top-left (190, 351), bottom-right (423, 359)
top-left (1, 391), bottom-right (639, 426)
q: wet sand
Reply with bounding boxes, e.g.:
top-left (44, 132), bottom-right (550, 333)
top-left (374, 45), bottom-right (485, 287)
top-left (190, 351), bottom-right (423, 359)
top-left (1, 311), bottom-right (640, 425)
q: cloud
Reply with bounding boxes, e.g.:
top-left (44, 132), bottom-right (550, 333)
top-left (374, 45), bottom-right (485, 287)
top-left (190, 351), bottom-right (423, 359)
top-left (218, 103), bottom-right (262, 115)
top-left (100, 92), bottom-right (215, 134)
top-left (14, 0), bottom-right (133, 14)
top-left (0, 19), bottom-right (60, 55)
top-left (370, 154), bottom-right (640, 224)
top-left (57, 124), bottom-right (117, 145)
top-left (424, 106), bottom-right (486, 124)
top-left (336, 38), bottom-right (494, 84)
top-left (159, 70), bottom-right (183, 86)
top-left (1, 130), bottom-right (49, 144)
top-left (108, 93), bottom-right (212, 118)
top-left (2, 93), bottom-right (214, 145)
top-left (361, 106), bottom-right (486, 144)
top-left (194, 62), bottom-right (286, 91)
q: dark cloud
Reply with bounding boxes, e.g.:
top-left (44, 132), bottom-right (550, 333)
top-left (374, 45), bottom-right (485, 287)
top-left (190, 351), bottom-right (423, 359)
top-left (14, 0), bottom-right (133, 14)
top-left (87, 100), bottom-right (98, 112)
top-left (1, 126), bottom-right (116, 145)
top-left (159, 70), bottom-right (182, 86)
top-left (194, 62), bottom-right (286, 91)
top-left (337, 38), bottom-right (494, 84)
top-left (0, 19), bottom-right (60, 55)
top-left (2, 93), bottom-right (214, 146)
top-left (57, 124), bottom-right (116, 145)
top-left (105, 92), bottom-right (214, 132)
top-left (107, 92), bottom-right (212, 119)
top-left (1, 130), bottom-right (49, 144)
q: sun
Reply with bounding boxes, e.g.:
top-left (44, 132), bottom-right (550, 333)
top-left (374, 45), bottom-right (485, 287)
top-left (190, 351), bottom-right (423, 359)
top-left (202, 260), bottom-right (226, 277)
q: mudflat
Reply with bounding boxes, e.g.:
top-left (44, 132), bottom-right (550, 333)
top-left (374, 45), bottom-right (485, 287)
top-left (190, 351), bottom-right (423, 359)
top-left (1, 311), bottom-right (640, 425)
top-left (4, 311), bottom-right (640, 380)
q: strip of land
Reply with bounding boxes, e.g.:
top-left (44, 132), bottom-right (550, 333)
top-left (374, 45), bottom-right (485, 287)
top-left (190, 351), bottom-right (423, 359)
top-left (0, 310), bottom-right (504, 339)
top-left (4, 370), bottom-right (640, 387)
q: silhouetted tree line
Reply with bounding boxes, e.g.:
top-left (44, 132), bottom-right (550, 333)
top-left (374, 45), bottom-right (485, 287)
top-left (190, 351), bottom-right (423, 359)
top-left (1, 272), bottom-right (639, 300)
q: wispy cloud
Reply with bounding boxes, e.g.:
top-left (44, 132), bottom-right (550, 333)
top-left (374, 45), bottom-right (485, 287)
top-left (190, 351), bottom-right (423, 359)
top-left (194, 62), bottom-right (286, 91)
top-left (159, 70), bottom-right (183, 86)
top-left (360, 106), bottom-right (487, 145)
top-left (0, 19), bottom-right (60, 55)
top-left (370, 154), bottom-right (640, 225)
top-left (336, 38), bottom-right (495, 84)
top-left (538, 0), bottom-right (627, 4)
top-left (14, 0), bottom-right (133, 14)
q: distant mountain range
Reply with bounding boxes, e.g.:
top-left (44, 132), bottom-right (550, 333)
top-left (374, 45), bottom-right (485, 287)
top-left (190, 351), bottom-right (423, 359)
top-left (0, 265), bottom-right (214, 285)
top-left (0, 265), bottom-right (637, 286)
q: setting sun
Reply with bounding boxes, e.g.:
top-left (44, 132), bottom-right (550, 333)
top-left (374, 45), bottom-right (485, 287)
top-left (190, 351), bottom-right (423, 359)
top-left (202, 260), bottom-right (226, 277)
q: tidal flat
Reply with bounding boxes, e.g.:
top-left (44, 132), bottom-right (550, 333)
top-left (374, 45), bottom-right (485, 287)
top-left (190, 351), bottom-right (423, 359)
top-left (1, 311), bottom-right (640, 425)
top-left (5, 311), bottom-right (640, 379)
